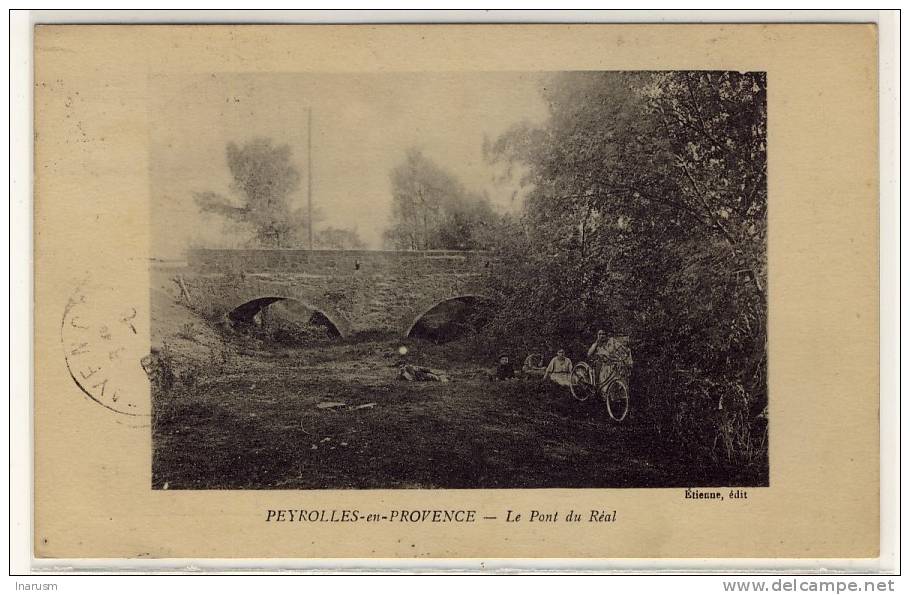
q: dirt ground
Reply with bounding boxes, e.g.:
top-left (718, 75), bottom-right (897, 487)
top-left (151, 293), bottom-right (693, 490)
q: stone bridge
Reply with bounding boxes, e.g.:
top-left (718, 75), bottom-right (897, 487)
top-left (178, 248), bottom-right (494, 337)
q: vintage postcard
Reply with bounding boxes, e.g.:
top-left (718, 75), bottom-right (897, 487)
top-left (33, 23), bottom-right (879, 561)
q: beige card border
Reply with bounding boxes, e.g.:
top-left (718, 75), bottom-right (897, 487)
top-left (28, 21), bottom-right (883, 564)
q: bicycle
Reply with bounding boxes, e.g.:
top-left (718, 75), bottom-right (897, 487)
top-left (569, 359), bottom-right (630, 422)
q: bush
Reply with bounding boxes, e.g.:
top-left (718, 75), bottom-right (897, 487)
top-left (178, 322), bottom-right (198, 341)
top-left (147, 338), bottom-right (234, 396)
top-left (145, 342), bottom-right (177, 393)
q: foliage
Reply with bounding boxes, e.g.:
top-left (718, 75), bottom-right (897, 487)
top-left (314, 226), bottom-right (366, 250)
top-left (195, 138), bottom-right (317, 248)
top-left (384, 148), bottom-right (498, 250)
top-left (266, 318), bottom-right (335, 346)
top-left (145, 343), bottom-right (177, 393)
top-left (178, 322), bottom-right (198, 342)
top-left (480, 71), bottom-right (768, 479)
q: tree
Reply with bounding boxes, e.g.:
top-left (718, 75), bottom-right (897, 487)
top-left (482, 71), bottom-right (768, 479)
top-left (195, 138), bottom-right (315, 248)
top-left (314, 227), bottom-right (366, 250)
top-left (384, 148), bottom-right (497, 250)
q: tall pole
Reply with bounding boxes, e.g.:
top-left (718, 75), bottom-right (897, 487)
top-left (307, 107), bottom-right (313, 250)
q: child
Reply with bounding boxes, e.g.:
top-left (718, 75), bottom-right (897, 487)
top-left (494, 353), bottom-right (515, 380)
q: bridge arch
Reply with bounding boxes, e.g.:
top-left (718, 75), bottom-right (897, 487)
top-left (226, 295), bottom-right (351, 338)
top-left (404, 294), bottom-right (496, 339)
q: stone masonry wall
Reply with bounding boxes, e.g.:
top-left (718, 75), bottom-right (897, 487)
top-left (188, 248), bottom-right (491, 276)
top-left (180, 249), bottom-right (490, 336)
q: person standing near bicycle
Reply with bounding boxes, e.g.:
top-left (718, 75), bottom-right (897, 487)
top-left (587, 330), bottom-right (633, 385)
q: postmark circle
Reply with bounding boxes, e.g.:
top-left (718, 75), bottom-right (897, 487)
top-left (61, 281), bottom-right (151, 417)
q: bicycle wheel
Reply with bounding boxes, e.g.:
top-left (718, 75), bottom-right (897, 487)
top-left (569, 362), bottom-right (596, 402)
top-left (602, 379), bottom-right (630, 421)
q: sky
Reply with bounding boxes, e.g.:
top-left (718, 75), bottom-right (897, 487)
top-left (149, 72), bottom-right (550, 257)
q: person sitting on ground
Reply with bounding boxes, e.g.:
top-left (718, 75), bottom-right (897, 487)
top-left (398, 363), bottom-right (448, 383)
top-left (521, 353), bottom-right (546, 378)
top-left (494, 353), bottom-right (515, 381)
top-left (542, 349), bottom-right (573, 388)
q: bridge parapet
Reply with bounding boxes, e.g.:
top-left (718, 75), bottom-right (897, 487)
top-left (188, 248), bottom-right (491, 275)
top-left (179, 248), bottom-right (493, 335)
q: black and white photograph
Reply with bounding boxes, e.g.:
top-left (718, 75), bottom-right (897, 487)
top-left (148, 70), bottom-right (768, 490)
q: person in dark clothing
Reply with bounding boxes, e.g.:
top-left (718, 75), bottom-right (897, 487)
top-left (495, 353), bottom-right (515, 380)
